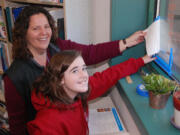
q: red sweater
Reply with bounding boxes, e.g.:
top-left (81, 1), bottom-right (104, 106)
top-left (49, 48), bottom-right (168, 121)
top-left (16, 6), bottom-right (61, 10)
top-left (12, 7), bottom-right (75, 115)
top-left (27, 58), bottom-right (144, 135)
top-left (4, 39), bottom-right (120, 135)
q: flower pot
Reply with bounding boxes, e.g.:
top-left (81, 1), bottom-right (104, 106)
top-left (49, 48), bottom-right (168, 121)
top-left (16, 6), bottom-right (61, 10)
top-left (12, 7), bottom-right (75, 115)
top-left (173, 90), bottom-right (180, 126)
top-left (149, 91), bottom-right (171, 109)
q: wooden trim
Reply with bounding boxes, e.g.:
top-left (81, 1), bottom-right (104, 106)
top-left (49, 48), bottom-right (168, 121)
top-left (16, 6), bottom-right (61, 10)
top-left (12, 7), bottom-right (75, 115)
top-left (7, 0), bottom-right (63, 7)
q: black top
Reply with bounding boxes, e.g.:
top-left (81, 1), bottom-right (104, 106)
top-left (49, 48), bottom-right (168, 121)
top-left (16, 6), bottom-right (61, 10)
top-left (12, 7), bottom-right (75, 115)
top-left (4, 44), bottom-right (60, 121)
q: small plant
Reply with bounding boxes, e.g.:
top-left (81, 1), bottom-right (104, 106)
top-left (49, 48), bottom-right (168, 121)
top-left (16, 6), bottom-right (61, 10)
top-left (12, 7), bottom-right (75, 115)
top-left (143, 73), bottom-right (177, 95)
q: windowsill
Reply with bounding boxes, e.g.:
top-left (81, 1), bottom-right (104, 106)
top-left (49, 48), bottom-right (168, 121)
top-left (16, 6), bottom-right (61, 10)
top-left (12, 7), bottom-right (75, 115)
top-left (110, 61), bottom-right (180, 135)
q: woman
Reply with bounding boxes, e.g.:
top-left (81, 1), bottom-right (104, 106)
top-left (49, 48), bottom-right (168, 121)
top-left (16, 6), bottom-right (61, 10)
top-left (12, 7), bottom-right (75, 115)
top-left (27, 50), bottom-right (155, 135)
top-left (3, 5), bottom-right (146, 135)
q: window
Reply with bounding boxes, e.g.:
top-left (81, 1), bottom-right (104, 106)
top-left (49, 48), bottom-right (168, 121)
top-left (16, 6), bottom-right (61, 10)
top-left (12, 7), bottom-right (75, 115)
top-left (153, 0), bottom-right (180, 82)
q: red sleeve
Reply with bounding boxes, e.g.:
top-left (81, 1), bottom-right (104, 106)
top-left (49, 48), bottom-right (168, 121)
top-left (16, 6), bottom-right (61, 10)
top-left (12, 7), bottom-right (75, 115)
top-left (88, 58), bottom-right (144, 100)
top-left (56, 38), bottom-right (121, 65)
top-left (4, 76), bottom-right (27, 135)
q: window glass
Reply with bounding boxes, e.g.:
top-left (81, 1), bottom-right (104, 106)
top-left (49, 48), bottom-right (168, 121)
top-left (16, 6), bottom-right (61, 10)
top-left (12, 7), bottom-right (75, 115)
top-left (159, 0), bottom-right (180, 81)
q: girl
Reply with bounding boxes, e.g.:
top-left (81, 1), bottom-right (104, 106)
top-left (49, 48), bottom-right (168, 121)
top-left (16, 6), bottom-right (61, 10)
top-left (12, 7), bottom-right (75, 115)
top-left (27, 50), bottom-right (155, 135)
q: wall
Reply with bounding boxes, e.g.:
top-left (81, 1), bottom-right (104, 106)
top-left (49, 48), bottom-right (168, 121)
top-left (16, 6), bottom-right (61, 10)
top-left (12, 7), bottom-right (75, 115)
top-left (65, 0), bottom-right (111, 74)
top-left (65, 0), bottom-right (93, 44)
top-left (92, 0), bottom-right (110, 44)
top-left (111, 0), bottom-right (148, 66)
top-left (65, 0), bottom-right (110, 44)
top-left (90, 0), bottom-right (111, 75)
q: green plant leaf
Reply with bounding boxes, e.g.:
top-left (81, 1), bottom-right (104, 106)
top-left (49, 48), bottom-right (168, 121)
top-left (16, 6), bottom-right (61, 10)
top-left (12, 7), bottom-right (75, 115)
top-left (143, 73), bottom-right (177, 94)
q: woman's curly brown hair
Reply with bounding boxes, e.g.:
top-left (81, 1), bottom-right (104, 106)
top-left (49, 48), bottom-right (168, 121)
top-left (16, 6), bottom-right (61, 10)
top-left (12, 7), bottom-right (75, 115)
top-left (12, 5), bottom-right (57, 60)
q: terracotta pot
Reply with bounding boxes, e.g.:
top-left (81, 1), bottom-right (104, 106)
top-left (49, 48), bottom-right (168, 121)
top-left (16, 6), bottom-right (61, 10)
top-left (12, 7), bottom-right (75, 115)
top-left (149, 91), bottom-right (171, 109)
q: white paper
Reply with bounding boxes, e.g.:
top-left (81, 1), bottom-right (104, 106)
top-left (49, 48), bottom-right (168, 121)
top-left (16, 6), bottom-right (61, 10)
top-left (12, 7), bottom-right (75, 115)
top-left (144, 19), bottom-right (160, 56)
top-left (88, 108), bottom-right (129, 135)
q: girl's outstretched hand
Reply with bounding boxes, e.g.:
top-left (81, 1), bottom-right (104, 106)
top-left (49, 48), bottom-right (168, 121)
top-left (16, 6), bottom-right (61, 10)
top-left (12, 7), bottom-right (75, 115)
top-left (142, 55), bottom-right (156, 64)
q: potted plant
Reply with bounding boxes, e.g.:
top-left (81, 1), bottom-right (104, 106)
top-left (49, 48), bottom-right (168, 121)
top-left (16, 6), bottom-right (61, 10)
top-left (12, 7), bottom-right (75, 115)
top-left (143, 73), bottom-right (177, 109)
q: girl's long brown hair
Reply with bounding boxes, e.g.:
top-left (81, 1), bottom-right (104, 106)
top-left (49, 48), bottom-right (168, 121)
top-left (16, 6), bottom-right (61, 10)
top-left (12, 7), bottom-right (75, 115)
top-left (33, 50), bottom-right (90, 109)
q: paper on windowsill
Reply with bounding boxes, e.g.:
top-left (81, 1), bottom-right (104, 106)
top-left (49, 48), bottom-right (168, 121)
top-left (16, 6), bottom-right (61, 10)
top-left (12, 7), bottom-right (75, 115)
top-left (88, 108), bottom-right (129, 135)
top-left (144, 19), bottom-right (160, 56)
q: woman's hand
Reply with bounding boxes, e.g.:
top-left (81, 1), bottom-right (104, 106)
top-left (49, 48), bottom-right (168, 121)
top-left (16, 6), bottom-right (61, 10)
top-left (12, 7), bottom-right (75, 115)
top-left (126, 31), bottom-right (146, 48)
top-left (142, 55), bottom-right (156, 64)
top-left (119, 31), bottom-right (146, 53)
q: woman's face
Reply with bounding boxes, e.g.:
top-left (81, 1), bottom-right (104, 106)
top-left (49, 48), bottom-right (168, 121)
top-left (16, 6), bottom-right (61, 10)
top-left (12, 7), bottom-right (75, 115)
top-left (61, 56), bottom-right (89, 99)
top-left (26, 13), bottom-right (52, 54)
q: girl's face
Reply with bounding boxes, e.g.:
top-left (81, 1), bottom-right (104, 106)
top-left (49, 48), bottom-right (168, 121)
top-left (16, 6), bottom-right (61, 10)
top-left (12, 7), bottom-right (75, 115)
top-left (61, 56), bottom-right (89, 99)
top-left (26, 13), bottom-right (52, 54)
